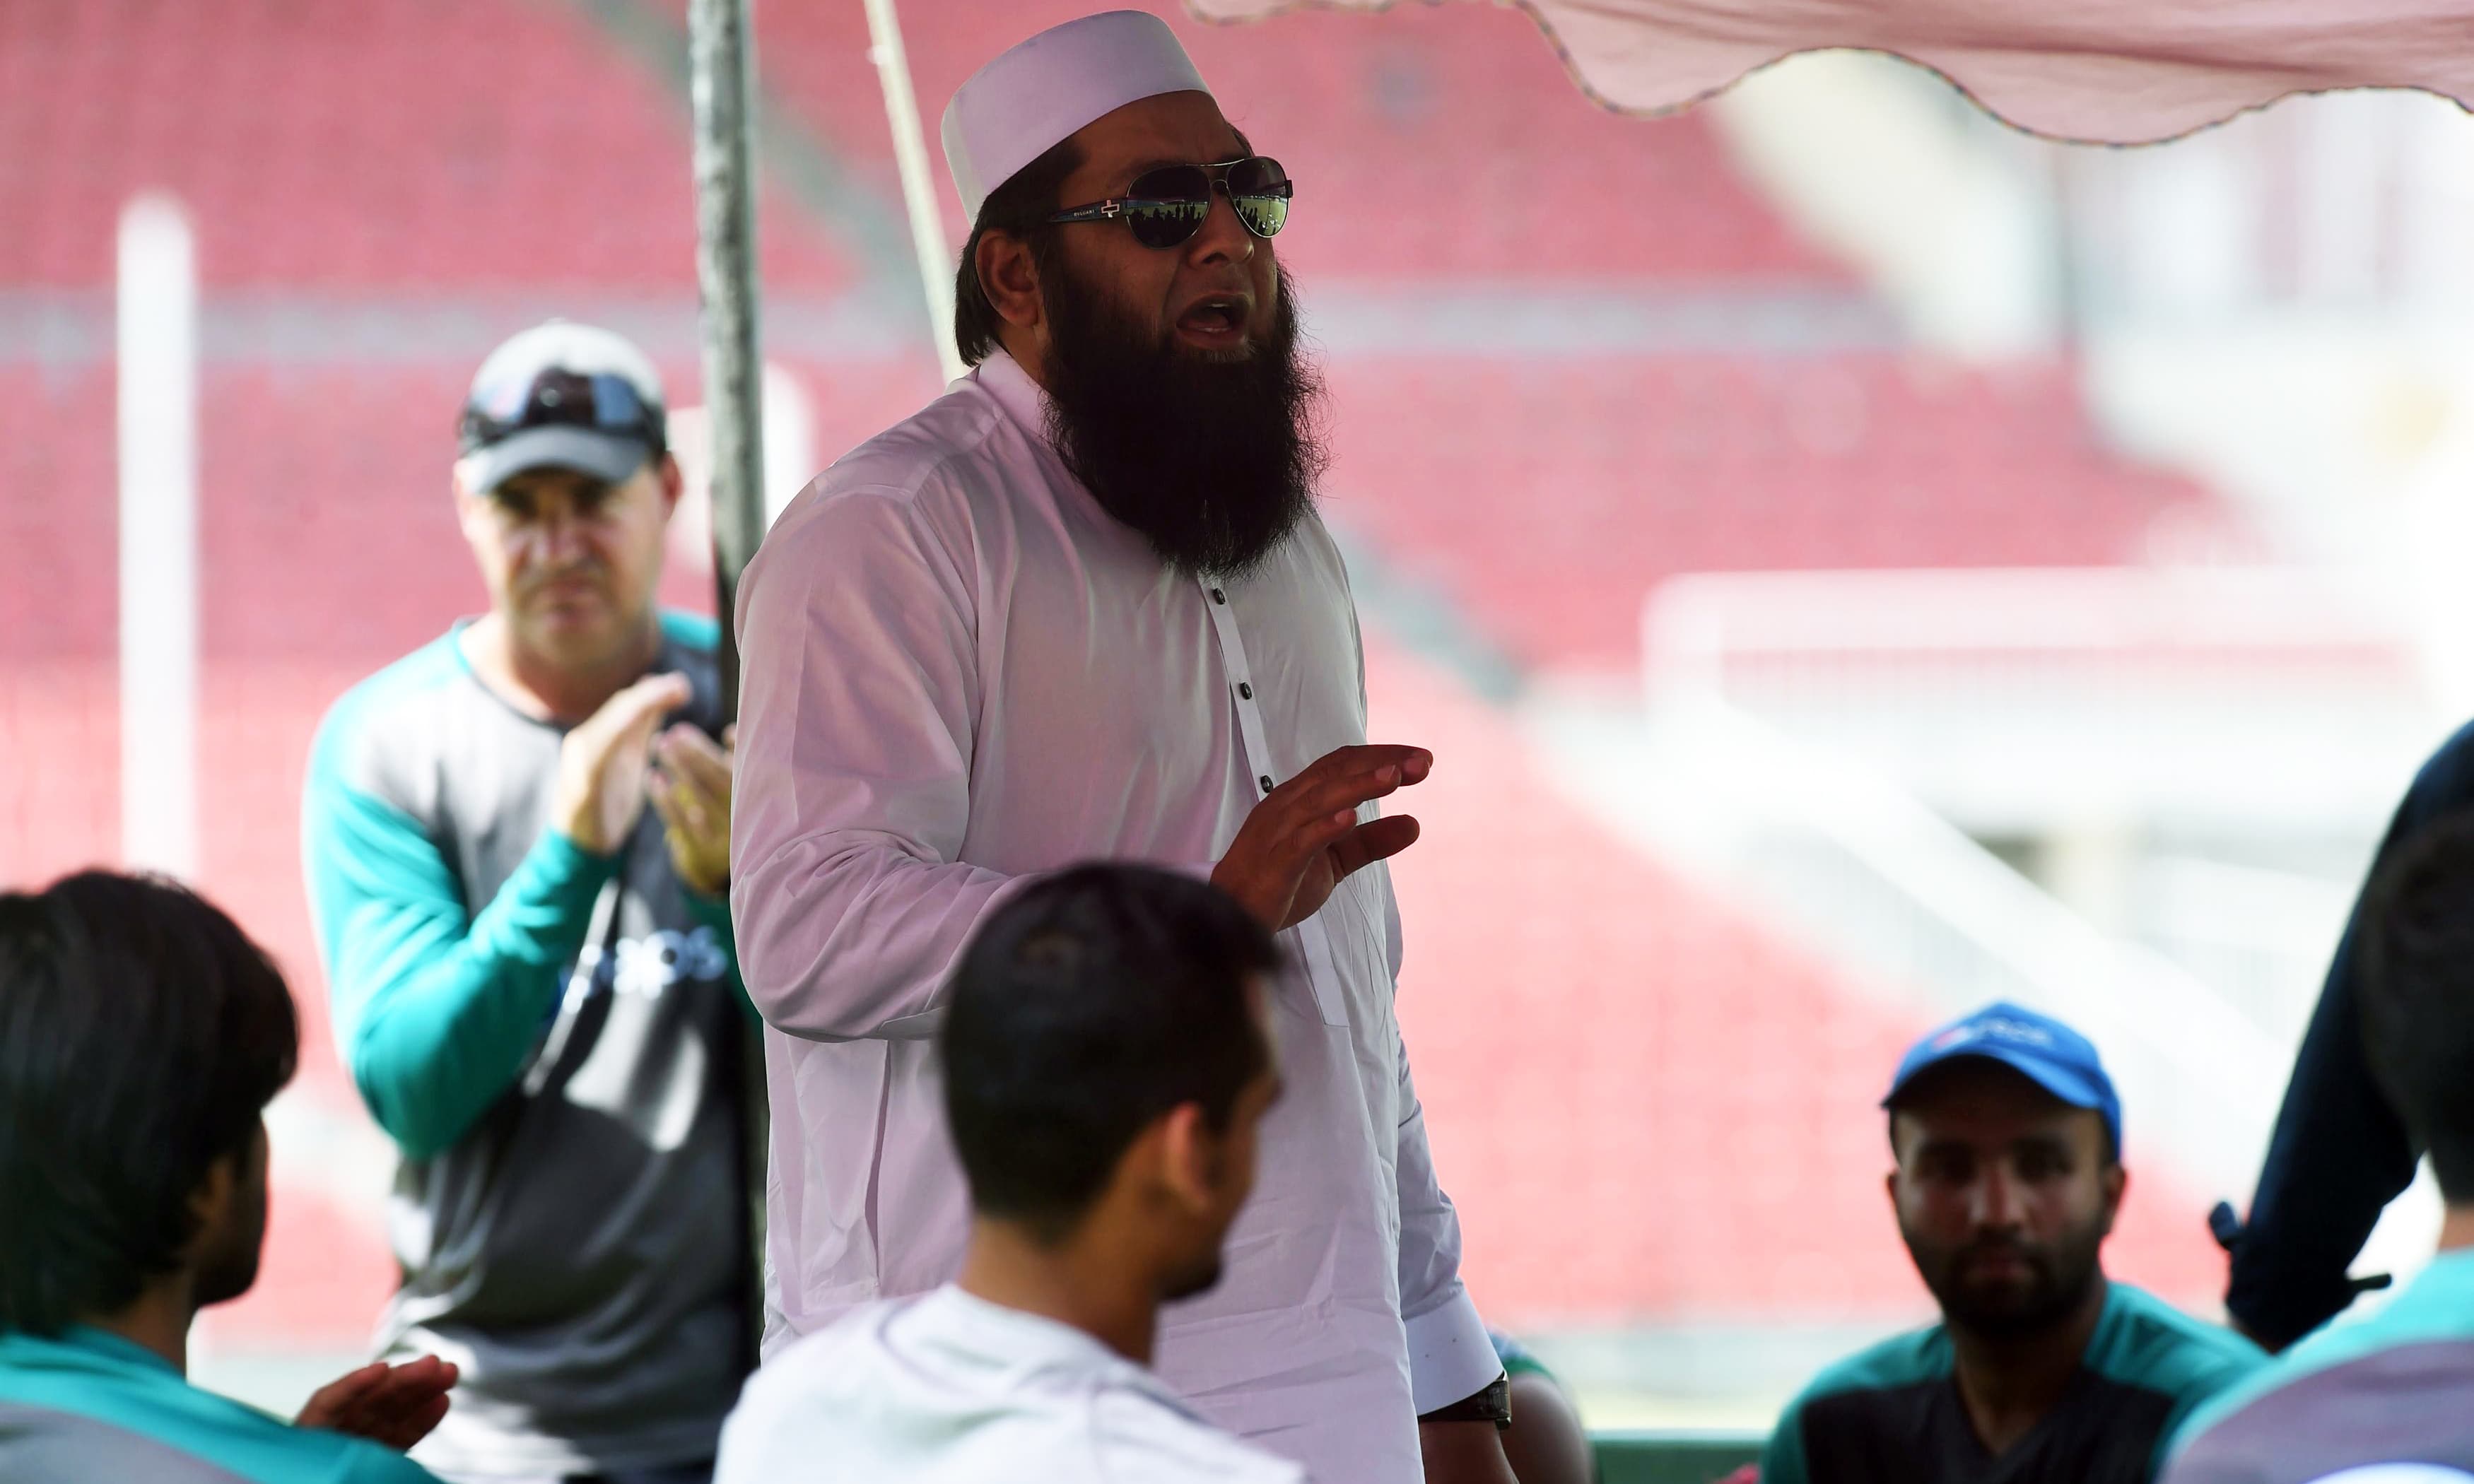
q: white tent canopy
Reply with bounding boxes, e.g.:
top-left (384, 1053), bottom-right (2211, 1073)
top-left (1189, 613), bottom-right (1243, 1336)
top-left (1187, 0), bottom-right (2474, 144)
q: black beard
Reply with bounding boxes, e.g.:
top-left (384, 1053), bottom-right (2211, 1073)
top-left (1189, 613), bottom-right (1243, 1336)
top-left (1904, 1225), bottom-right (2106, 1342)
top-left (1038, 259), bottom-right (1326, 580)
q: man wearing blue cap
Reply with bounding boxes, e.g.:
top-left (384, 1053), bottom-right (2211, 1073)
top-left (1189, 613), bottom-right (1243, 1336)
top-left (1760, 1002), bottom-right (2263, 1484)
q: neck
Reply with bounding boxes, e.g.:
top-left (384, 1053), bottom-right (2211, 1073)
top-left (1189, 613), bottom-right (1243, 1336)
top-left (2440, 1203), bottom-right (2474, 1254)
top-left (955, 1215), bottom-right (1162, 1365)
top-left (464, 611), bottom-right (661, 725)
top-left (1947, 1275), bottom-right (2109, 1458)
top-left (85, 1276), bottom-right (195, 1374)
top-left (994, 326), bottom-right (1050, 390)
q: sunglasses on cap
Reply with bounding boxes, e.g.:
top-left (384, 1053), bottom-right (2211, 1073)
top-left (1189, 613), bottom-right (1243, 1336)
top-left (457, 367), bottom-right (667, 457)
top-left (1048, 155), bottom-right (1293, 250)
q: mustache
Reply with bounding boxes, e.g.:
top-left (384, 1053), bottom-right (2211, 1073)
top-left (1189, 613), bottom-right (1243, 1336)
top-left (517, 560), bottom-right (608, 596)
top-left (1951, 1237), bottom-right (2048, 1269)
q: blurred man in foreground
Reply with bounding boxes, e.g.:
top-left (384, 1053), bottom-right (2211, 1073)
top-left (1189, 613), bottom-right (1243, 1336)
top-left (1762, 1003), bottom-right (2262, 1484)
top-left (731, 13), bottom-right (1508, 1483)
top-left (0, 871), bottom-right (455, 1483)
top-left (2221, 720), bottom-right (2474, 1350)
top-left (303, 322), bottom-right (752, 1483)
top-left (2164, 818), bottom-right (2474, 1479)
top-left (718, 864), bottom-right (1302, 1483)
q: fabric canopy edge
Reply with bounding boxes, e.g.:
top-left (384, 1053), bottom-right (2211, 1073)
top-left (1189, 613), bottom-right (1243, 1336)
top-left (1180, 0), bottom-right (2474, 148)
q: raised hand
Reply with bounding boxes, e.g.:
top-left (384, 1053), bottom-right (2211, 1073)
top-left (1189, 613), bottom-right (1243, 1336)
top-left (1210, 744), bottom-right (1431, 931)
top-left (553, 672), bottom-right (692, 856)
top-left (295, 1354), bottom-right (459, 1451)
top-left (649, 722), bottom-right (734, 897)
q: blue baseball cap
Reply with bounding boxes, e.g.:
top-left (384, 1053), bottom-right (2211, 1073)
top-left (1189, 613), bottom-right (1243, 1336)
top-left (1882, 1001), bottom-right (2123, 1158)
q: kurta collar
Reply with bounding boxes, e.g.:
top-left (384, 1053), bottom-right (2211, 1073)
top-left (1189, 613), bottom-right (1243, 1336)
top-left (969, 349), bottom-right (1050, 441)
top-left (925, 1285), bottom-right (1192, 1413)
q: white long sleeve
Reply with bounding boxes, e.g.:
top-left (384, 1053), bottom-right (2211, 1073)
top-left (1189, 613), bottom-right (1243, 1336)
top-left (1395, 1027), bottom-right (1501, 1412)
top-left (730, 486), bottom-right (1019, 1042)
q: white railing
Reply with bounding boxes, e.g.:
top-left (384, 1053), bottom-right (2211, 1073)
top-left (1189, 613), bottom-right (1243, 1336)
top-left (1607, 689), bottom-right (2287, 1203)
top-left (1634, 565), bottom-right (2423, 1044)
top-left (1511, 566), bottom-right (2425, 1203)
top-left (1643, 565), bottom-right (2410, 707)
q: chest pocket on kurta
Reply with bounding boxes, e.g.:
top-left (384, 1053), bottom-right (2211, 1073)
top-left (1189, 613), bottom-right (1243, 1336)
top-left (1300, 860), bottom-right (1393, 1029)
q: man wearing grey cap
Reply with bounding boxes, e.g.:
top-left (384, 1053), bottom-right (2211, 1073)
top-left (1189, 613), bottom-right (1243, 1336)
top-left (303, 322), bottom-right (754, 1484)
top-left (732, 12), bottom-right (1512, 1484)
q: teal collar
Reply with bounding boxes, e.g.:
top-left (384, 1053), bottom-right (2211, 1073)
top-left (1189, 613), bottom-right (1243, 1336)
top-left (9, 1324), bottom-right (183, 1377)
top-left (2396, 1245), bottom-right (2474, 1309)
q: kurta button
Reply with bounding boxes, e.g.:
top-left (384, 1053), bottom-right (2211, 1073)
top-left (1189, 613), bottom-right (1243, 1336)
top-left (1238, 682), bottom-right (1253, 700)
top-left (1210, 588), bottom-right (1226, 604)
top-left (1259, 775), bottom-right (1274, 794)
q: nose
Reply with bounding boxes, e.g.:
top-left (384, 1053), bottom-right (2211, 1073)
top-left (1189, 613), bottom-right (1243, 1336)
top-left (1184, 185), bottom-right (1257, 269)
top-left (532, 507), bottom-right (588, 566)
top-left (1971, 1165), bottom-right (2027, 1231)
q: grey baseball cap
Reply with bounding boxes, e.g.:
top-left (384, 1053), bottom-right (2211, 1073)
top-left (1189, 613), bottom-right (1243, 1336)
top-left (456, 321), bottom-right (668, 495)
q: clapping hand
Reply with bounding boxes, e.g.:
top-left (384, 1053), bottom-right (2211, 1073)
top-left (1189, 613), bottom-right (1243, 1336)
top-left (295, 1355), bottom-right (458, 1451)
top-left (650, 722), bottom-right (734, 898)
top-left (553, 673), bottom-right (693, 856)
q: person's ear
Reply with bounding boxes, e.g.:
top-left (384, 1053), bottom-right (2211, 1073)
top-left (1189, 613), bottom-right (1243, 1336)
top-left (452, 461), bottom-right (498, 545)
top-left (1154, 1102), bottom-right (1221, 1216)
top-left (452, 464), bottom-right (481, 524)
top-left (655, 452), bottom-right (685, 518)
top-left (977, 230), bottom-right (1045, 339)
top-left (182, 1151), bottom-right (238, 1263)
top-left (2098, 1162), bottom-right (2128, 1237)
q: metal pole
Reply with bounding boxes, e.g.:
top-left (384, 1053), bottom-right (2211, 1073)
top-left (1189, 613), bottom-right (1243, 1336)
top-left (117, 193), bottom-right (199, 882)
top-left (688, 0), bottom-right (766, 723)
top-left (864, 0), bottom-right (967, 384)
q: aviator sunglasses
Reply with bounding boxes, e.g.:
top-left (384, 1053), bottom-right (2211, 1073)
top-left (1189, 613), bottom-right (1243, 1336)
top-left (1048, 155), bottom-right (1293, 249)
top-left (457, 367), bottom-right (667, 458)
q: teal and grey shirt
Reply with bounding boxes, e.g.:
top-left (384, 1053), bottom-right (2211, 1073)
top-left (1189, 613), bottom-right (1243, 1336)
top-left (1762, 1282), bottom-right (2265, 1484)
top-left (303, 613), bottom-right (751, 1480)
top-left (2162, 1247), bottom-right (2474, 1481)
top-left (0, 1326), bottom-right (436, 1483)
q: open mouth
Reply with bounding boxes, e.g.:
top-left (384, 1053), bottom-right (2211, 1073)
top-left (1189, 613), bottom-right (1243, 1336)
top-left (1174, 293), bottom-right (1253, 347)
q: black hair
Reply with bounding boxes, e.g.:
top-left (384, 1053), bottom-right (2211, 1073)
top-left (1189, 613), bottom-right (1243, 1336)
top-left (2358, 815), bottom-right (2474, 1202)
top-left (0, 871), bottom-right (298, 1334)
top-left (953, 136), bottom-right (1083, 367)
top-left (939, 863), bottom-right (1279, 1241)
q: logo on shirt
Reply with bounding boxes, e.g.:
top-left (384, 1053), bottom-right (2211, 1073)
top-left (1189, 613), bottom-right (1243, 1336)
top-left (574, 926), bottom-right (729, 1003)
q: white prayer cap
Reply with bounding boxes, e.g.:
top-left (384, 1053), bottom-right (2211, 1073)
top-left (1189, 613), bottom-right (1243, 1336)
top-left (940, 11), bottom-right (1212, 221)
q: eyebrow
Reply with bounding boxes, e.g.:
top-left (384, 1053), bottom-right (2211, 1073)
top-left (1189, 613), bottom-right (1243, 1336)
top-left (1909, 1131), bottom-right (2076, 1160)
top-left (492, 476), bottom-right (611, 506)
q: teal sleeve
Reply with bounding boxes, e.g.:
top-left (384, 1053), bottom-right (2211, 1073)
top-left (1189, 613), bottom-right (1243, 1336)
top-left (304, 746), bottom-right (616, 1162)
top-left (342, 1440), bottom-right (450, 1483)
top-left (1759, 1400), bottom-right (1808, 1484)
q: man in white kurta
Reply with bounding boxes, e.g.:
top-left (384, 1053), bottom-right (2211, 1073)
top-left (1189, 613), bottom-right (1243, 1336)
top-left (729, 13), bottom-right (1504, 1483)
